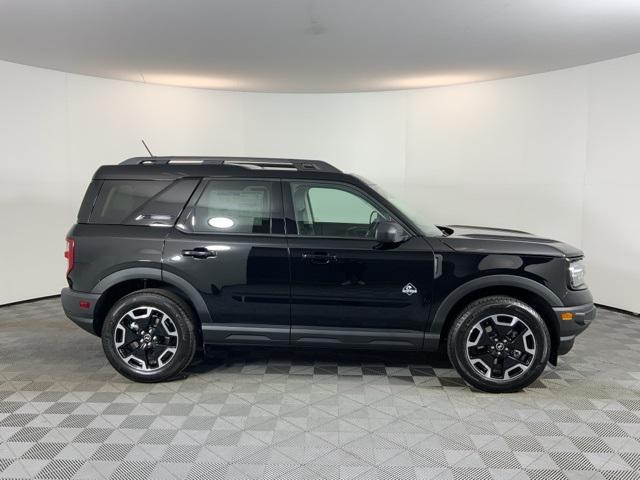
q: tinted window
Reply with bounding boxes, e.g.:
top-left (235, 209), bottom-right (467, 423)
top-left (90, 180), bottom-right (171, 224)
top-left (290, 182), bottom-right (387, 238)
top-left (193, 180), bottom-right (274, 234)
top-left (124, 179), bottom-right (200, 227)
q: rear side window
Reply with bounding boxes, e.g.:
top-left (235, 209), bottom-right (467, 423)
top-left (90, 180), bottom-right (171, 224)
top-left (192, 180), bottom-right (274, 234)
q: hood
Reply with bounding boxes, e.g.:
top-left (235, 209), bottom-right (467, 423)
top-left (441, 225), bottom-right (583, 258)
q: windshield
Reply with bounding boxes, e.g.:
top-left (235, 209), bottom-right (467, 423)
top-left (355, 176), bottom-right (444, 237)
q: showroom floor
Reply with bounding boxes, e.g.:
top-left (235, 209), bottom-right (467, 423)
top-left (0, 299), bottom-right (639, 479)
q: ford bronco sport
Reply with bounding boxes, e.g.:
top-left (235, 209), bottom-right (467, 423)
top-left (61, 157), bottom-right (595, 392)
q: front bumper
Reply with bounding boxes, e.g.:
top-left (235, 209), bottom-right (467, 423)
top-left (553, 303), bottom-right (596, 355)
top-left (61, 288), bottom-right (101, 336)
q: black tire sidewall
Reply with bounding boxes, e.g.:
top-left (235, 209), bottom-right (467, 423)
top-left (448, 297), bottom-right (550, 393)
top-left (102, 291), bottom-right (196, 382)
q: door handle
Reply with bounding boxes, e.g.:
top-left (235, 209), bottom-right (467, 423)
top-left (302, 251), bottom-right (337, 264)
top-left (182, 248), bottom-right (216, 259)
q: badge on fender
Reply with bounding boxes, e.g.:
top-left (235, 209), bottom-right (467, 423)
top-left (402, 283), bottom-right (418, 296)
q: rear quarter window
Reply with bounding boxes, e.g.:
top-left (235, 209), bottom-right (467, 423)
top-left (89, 180), bottom-right (171, 224)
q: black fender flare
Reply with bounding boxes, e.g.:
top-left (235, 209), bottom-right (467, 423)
top-left (91, 267), bottom-right (212, 324)
top-left (428, 274), bottom-right (562, 337)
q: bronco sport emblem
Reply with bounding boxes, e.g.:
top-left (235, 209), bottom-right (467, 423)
top-left (402, 283), bottom-right (418, 296)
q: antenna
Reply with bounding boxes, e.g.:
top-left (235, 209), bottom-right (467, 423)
top-left (141, 139), bottom-right (154, 157)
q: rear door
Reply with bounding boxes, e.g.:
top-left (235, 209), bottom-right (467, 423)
top-left (163, 178), bottom-right (291, 345)
top-left (284, 180), bottom-right (434, 349)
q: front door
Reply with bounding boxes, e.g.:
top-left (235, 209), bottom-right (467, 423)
top-left (284, 180), bottom-right (434, 349)
top-left (163, 178), bottom-right (290, 345)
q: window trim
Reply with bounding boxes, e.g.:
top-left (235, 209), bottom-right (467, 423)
top-left (175, 177), bottom-right (285, 236)
top-left (78, 180), bottom-right (103, 223)
top-left (282, 179), bottom-right (415, 240)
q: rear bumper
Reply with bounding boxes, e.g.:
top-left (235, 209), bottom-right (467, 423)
top-left (553, 303), bottom-right (596, 355)
top-left (61, 288), bottom-right (100, 336)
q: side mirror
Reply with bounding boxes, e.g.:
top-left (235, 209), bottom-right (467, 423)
top-left (375, 221), bottom-right (406, 244)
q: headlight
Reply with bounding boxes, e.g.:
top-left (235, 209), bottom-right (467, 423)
top-left (568, 259), bottom-right (586, 289)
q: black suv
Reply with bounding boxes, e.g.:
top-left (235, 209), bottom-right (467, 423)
top-left (61, 157), bottom-right (595, 392)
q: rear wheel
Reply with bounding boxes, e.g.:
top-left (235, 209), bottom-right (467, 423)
top-left (447, 296), bottom-right (550, 393)
top-left (102, 290), bottom-right (197, 382)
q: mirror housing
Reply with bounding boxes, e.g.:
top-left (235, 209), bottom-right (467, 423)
top-left (375, 221), bottom-right (406, 244)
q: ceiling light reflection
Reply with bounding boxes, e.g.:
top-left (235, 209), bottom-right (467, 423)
top-left (206, 245), bottom-right (231, 252)
top-left (384, 73), bottom-right (492, 90)
top-left (142, 73), bottom-right (247, 90)
top-left (208, 217), bottom-right (235, 229)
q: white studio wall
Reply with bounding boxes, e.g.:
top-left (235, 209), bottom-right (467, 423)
top-left (0, 55), bottom-right (639, 311)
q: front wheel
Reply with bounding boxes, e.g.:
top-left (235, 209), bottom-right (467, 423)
top-left (447, 296), bottom-right (550, 393)
top-left (102, 289), bottom-right (197, 382)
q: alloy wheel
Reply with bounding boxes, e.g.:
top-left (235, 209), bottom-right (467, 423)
top-left (465, 314), bottom-right (536, 380)
top-left (113, 306), bottom-right (179, 372)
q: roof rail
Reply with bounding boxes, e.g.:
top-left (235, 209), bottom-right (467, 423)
top-left (119, 156), bottom-right (341, 173)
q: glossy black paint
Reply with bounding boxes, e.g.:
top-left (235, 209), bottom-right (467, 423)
top-left (422, 235), bottom-right (593, 351)
top-left (62, 157), bottom-right (595, 361)
top-left (67, 224), bottom-right (165, 292)
top-left (287, 236), bottom-right (433, 349)
top-left (279, 178), bottom-right (433, 349)
top-left (163, 232), bottom-right (291, 345)
top-left (160, 178), bottom-right (290, 344)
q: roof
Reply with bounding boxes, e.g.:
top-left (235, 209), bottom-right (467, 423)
top-left (94, 156), bottom-right (348, 181)
top-left (119, 156), bottom-right (340, 172)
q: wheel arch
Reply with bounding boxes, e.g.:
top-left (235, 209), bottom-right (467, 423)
top-left (429, 275), bottom-right (562, 365)
top-left (91, 268), bottom-right (211, 337)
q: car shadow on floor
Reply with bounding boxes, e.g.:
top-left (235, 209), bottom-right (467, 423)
top-left (185, 346), bottom-right (454, 376)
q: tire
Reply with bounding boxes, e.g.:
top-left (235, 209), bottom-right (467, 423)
top-left (101, 289), bottom-right (197, 382)
top-left (447, 296), bottom-right (550, 393)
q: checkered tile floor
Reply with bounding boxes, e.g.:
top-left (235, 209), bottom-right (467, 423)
top-left (1, 298), bottom-right (640, 479)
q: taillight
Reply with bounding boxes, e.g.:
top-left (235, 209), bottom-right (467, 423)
top-left (64, 237), bottom-right (75, 275)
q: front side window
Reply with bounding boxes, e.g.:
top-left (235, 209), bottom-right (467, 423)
top-left (193, 180), bottom-right (274, 234)
top-left (353, 175), bottom-right (443, 237)
top-left (289, 182), bottom-right (388, 238)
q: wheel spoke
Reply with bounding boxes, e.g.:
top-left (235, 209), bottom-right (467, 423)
top-left (129, 347), bottom-right (150, 367)
top-left (157, 347), bottom-right (177, 367)
top-left (157, 335), bottom-right (178, 348)
top-left (148, 310), bottom-right (163, 329)
top-left (119, 338), bottom-right (141, 355)
top-left (505, 322), bottom-right (526, 343)
top-left (154, 321), bottom-right (169, 338)
top-left (491, 356), bottom-right (505, 378)
top-left (482, 316), bottom-right (500, 340)
top-left (158, 315), bottom-right (179, 338)
top-left (468, 344), bottom-right (492, 359)
top-left (145, 348), bottom-right (158, 368)
top-left (508, 350), bottom-right (533, 366)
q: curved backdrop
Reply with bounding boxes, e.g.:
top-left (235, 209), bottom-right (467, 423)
top-left (1, 55), bottom-right (639, 311)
